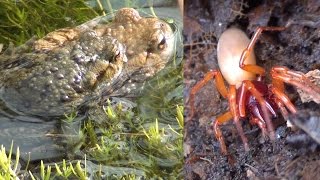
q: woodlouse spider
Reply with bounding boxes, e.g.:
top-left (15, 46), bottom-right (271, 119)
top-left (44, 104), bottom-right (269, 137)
top-left (189, 26), bottom-right (320, 155)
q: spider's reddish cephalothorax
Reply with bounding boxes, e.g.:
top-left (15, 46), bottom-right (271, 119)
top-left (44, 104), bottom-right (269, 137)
top-left (189, 26), bottom-right (320, 155)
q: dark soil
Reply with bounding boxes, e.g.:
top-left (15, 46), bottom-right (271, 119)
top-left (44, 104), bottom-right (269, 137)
top-left (183, 0), bottom-right (320, 179)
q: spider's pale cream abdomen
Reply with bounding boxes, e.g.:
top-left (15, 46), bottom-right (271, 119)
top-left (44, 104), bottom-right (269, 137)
top-left (217, 28), bottom-right (256, 88)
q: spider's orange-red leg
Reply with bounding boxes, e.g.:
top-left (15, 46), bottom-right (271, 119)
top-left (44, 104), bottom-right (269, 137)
top-left (270, 86), bottom-right (297, 114)
top-left (238, 83), bottom-right (248, 117)
top-left (228, 85), bottom-right (249, 152)
top-left (189, 70), bottom-right (228, 119)
top-left (271, 77), bottom-right (285, 93)
top-left (270, 80), bottom-right (297, 127)
top-left (239, 26), bottom-right (287, 76)
top-left (249, 117), bottom-right (267, 138)
top-left (271, 66), bottom-right (320, 103)
top-left (242, 80), bottom-right (275, 141)
top-left (270, 66), bottom-right (297, 125)
top-left (213, 111), bottom-right (233, 155)
top-left (189, 70), bottom-right (236, 154)
top-left (273, 98), bottom-right (290, 120)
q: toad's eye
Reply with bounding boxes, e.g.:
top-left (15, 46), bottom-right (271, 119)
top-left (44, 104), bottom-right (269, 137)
top-left (158, 37), bottom-right (166, 50)
top-left (114, 50), bottom-right (127, 63)
top-left (113, 50), bottom-right (121, 61)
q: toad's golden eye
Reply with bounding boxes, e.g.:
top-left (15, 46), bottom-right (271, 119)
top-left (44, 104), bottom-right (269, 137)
top-left (157, 37), bottom-right (166, 50)
top-left (113, 50), bottom-right (121, 61)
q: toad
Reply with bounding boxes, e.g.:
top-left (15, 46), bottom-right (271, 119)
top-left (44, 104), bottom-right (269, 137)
top-left (0, 8), bottom-right (175, 117)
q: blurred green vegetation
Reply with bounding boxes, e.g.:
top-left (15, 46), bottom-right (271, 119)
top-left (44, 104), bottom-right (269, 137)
top-left (0, 0), bottom-right (99, 46)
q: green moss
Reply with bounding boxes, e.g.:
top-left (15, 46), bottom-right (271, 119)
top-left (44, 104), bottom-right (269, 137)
top-left (0, 143), bottom-right (20, 179)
